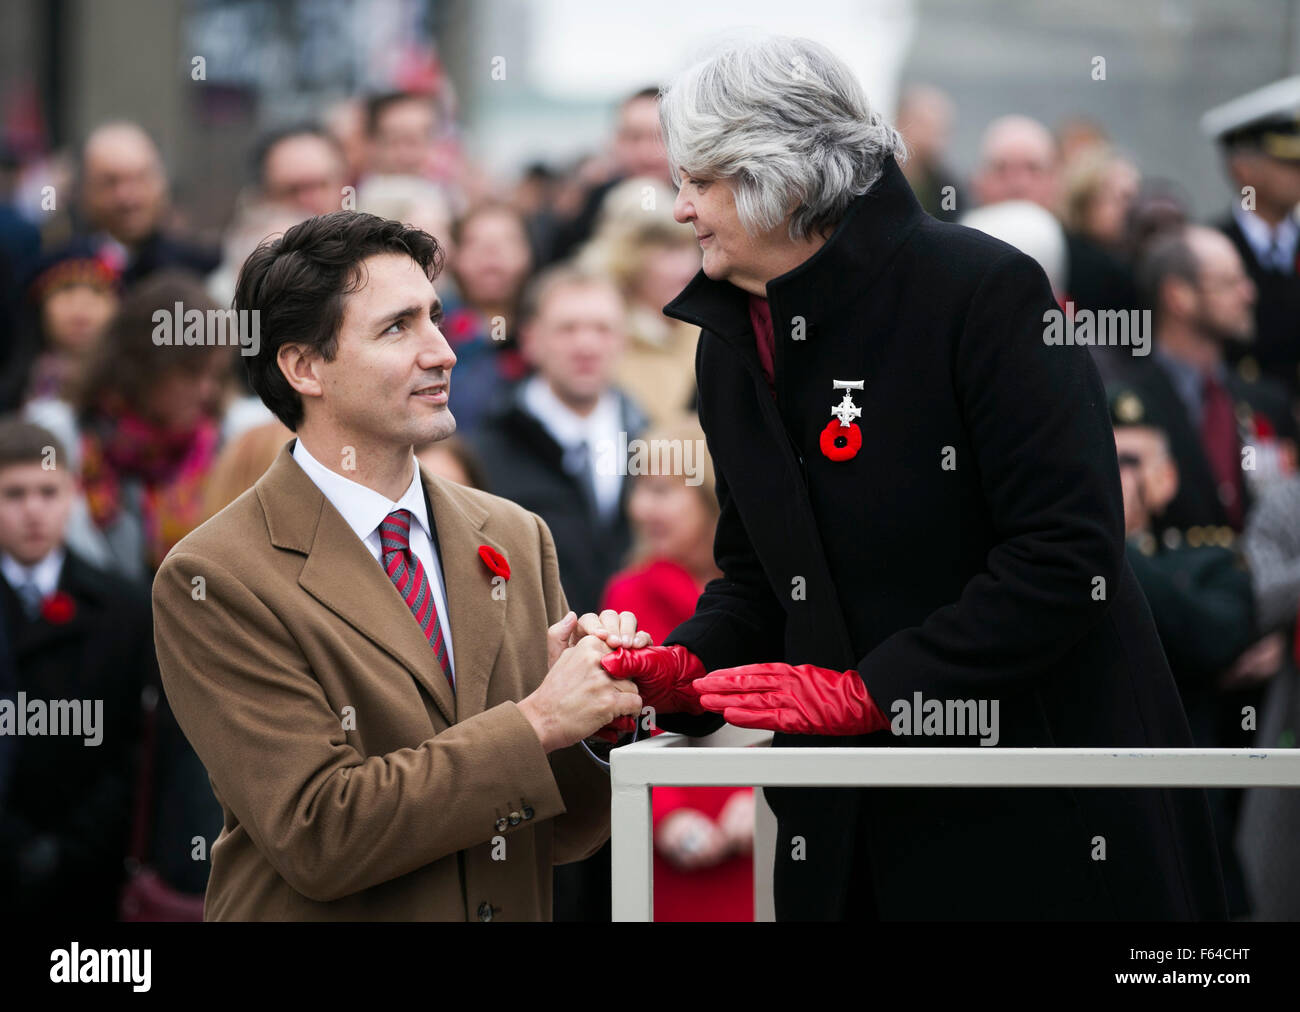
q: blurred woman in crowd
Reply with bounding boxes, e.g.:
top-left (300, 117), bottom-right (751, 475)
top-left (75, 271), bottom-right (230, 581)
top-left (600, 414), bottom-right (754, 921)
top-left (440, 200), bottom-right (535, 436)
top-left (1061, 146), bottom-right (1141, 255)
top-left (577, 177), bottom-right (702, 426)
top-left (17, 240), bottom-right (121, 409)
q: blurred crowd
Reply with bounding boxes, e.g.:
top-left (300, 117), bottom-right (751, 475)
top-left (0, 61), bottom-right (1298, 922)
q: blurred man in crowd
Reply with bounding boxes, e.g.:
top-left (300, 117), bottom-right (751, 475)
top-left (1203, 77), bottom-right (1300, 409)
top-left (365, 91), bottom-right (442, 178)
top-left (974, 114), bottom-right (1136, 320)
top-left (894, 84), bottom-right (961, 223)
top-left (0, 420), bottom-right (151, 920)
top-left (547, 87), bottom-right (673, 263)
top-left (475, 264), bottom-right (644, 620)
top-left (1125, 225), bottom-right (1297, 539)
top-left (252, 123), bottom-right (348, 218)
top-left (77, 122), bottom-right (218, 286)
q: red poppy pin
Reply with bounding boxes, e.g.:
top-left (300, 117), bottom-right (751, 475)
top-left (478, 545), bottom-right (510, 581)
top-left (819, 379), bottom-right (864, 462)
top-left (40, 590), bottom-right (76, 624)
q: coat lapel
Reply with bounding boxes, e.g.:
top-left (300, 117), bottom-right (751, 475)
top-left (421, 469), bottom-right (508, 723)
top-left (258, 442), bottom-right (466, 724)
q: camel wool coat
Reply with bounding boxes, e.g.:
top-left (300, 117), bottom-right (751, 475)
top-left (152, 440), bottom-right (611, 921)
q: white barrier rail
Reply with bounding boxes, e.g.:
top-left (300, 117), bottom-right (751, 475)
top-left (609, 727), bottom-right (1300, 921)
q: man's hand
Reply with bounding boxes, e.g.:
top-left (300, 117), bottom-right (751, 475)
top-left (518, 635), bottom-right (642, 753)
top-left (547, 611), bottom-right (650, 670)
top-left (601, 645), bottom-right (708, 716)
top-left (694, 663), bottom-right (890, 736)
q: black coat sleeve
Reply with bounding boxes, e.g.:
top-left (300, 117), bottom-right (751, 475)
top-left (855, 249), bottom-right (1127, 705)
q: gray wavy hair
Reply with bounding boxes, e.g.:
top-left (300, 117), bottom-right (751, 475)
top-left (659, 35), bottom-right (906, 241)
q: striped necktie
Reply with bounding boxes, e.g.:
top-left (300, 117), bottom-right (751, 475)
top-left (379, 509), bottom-right (454, 688)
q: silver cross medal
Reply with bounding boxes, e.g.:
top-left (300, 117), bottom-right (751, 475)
top-left (831, 379), bottom-right (864, 427)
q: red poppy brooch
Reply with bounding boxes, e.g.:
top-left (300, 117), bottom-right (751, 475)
top-left (478, 545), bottom-right (510, 581)
top-left (40, 590), bottom-right (77, 624)
top-left (819, 379), bottom-right (864, 462)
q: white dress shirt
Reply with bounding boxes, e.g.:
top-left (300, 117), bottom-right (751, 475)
top-left (291, 438), bottom-right (455, 679)
top-left (521, 375), bottom-right (624, 521)
top-left (1233, 203), bottom-right (1300, 273)
top-left (2, 547), bottom-right (65, 601)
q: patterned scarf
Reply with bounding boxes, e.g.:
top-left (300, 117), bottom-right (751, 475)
top-left (81, 407), bottom-right (219, 571)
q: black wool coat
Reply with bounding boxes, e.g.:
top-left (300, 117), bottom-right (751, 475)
top-left (473, 382), bottom-right (648, 617)
top-left (0, 551), bottom-right (152, 918)
top-left (656, 158), bottom-right (1228, 921)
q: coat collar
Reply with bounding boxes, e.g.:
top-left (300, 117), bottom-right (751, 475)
top-left (662, 156), bottom-right (925, 339)
top-left (257, 439), bottom-right (507, 727)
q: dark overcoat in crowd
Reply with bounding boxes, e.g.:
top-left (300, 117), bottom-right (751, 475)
top-left (473, 383), bottom-right (648, 618)
top-left (656, 157), bottom-right (1229, 921)
top-left (0, 551), bottom-right (150, 919)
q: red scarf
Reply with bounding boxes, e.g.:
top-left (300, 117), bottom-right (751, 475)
top-left (81, 406), bottom-right (219, 571)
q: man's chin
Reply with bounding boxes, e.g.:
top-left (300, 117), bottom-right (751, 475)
top-left (416, 410), bottom-right (457, 445)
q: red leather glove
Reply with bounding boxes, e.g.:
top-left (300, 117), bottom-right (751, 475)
top-left (600, 645), bottom-right (708, 716)
top-left (590, 715), bottom-right (638, 744)
top-left (693, 663), bottom-right (890, 735)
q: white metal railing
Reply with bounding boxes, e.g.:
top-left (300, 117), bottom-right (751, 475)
top-left (609, 728), bottom-right (1300, 921)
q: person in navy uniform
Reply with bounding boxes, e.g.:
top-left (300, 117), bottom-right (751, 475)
top-left (1108, 383), bottom-right (1271, 917)
top-left (600, 34), bottom-right (1227, 921)
top-left (1201, 77), bottom-right (1300, 410)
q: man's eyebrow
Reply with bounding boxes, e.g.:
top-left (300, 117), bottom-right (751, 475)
top-left (372, 299), bottom-right (443, 328)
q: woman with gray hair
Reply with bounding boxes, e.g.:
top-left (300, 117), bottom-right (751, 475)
top-left (602, 34), bottom-right (1227, 922)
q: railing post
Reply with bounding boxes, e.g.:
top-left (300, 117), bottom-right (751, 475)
top-left (610, 761), bottom-right (652, 921)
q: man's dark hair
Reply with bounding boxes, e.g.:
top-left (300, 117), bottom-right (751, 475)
top-left (250, 121), bottom-right (344, 187)
top-left (234, 211), bottom-right (445, 430)
top-left (1136, 227), bottom-right (1201, 328)
top-left (0, 417), bottom-right (68, 473)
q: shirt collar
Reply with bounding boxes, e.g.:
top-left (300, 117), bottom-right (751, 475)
top-left (1154, 345), bottom-right (1227, 394)
top-left (291, 438), bottom-right (430, 546)
top-left (520, 375), bottom-right (620, 450)
top-left (2, 546), bottom-right (66, 597)
top-left (1232, 203), bottom-right (1300, 262)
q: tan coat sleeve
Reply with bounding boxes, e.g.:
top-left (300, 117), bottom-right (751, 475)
top-left (533, 514), bottom-right (613, 864)
top-left (152, 550), bottom-right (569, 903)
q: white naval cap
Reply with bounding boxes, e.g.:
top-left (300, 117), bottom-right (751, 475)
top-left (1201, 75), bottom-right (1300, 161)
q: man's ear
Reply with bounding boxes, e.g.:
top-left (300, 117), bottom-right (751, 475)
top-left (1162, 276), bottom-right (1197, 322)
top-left (277, 343), bottom-right (324, 400)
